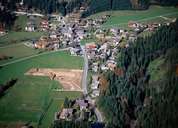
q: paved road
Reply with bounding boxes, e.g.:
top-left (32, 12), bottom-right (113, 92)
top-left (81, 46), bottom-right (103, 122)
top-left (0, 48), bottom-right (69, 67)
top-left (81, 46), bottom-right (88, 95)
top-left (13, 11), bottom-right (44, 17)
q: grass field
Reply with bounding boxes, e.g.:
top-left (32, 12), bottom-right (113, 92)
top-left (14, 15), bottom-right (43, 31)
top-left (88, 6), bottom-right (178, 28)
top-left (14, 15), bottom-right (28, 30)
top-left (0, 31), bottom-right (45, 46)
top-left (0, 44), bottom-right (41, 65)
top-left (148, 56), bottom-right (166, 82)
top-left (80, 38), bottom-right (97, 45)
top-left (0, 51), bottom-right (83, 128)
top-left (0, 51), bottom-right (83, 83)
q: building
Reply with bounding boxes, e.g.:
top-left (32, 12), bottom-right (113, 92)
top-left (40, 20), bottom-right (49, 31)
top-left (75, 99), bottom-right (88, 110)
top-left (25, 16), bottom-right (36, 32)
top-left (56, 108), bottom-right (73, 120)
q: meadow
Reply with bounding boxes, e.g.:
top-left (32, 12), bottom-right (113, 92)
top-left (89, 6), bottom-right (178, 28)
top-left (0, 51), bottom-right (83, 128)
top-left (0, 31), bottom-right (45, 46)
top-left (0, 43), bottom-right (41, 65)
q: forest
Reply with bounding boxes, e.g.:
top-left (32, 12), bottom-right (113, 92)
top-left (0, 0), bottom-right (18, 29)
top-left (19, 0), bottom-right (178, 16)
top-left (1, 0), bottom-right (178, 18)
top-left (97, 19), bottom-right (178, 128)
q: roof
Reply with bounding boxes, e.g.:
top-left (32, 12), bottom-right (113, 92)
top-left (76, 99), bottom-right (88, 107)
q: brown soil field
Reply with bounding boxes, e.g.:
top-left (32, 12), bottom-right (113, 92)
top-left (0, 122), bottom-right (24, 128)
top-left (25, 68), bottom-right (83, 91)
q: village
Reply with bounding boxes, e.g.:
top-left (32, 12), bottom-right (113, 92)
top-left (0, 1), bottom-right (177, 125)
top-left (55, 98), bottom-right (97, 123)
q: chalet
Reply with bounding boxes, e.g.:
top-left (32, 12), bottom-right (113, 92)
top-left (86, 43), bottom-right (97, 50)
top-left (128, 21), bottom-right (138, 28)
top-left (40, 20), bottom-right (49, 31)
top-left (101, 64), bottom-right (109, 71)
top-left (70, 47), bottom-right (82, 56)
top-left (58, 108), bottom-right (73, 120)
top-left (75, 99), bottom-right (88, 110)
top-left (25, 21), bottom-right (35, 32)
top-left (49, 31), bottom-right (58, 39)
top-left (34, 36), bottom-right (59, 49)
top-left (91, 75), bottom-right (99, 90)
top-left (96, 33), bottom-right (105, 40)
top-left (25, 16), bottom-right (36, 32)
top-left (107, 60), bottom-right (117, 71)
top-left (91, 90), bottom-right (100, 98)
top-left (92, 63), bottom-right (99, 73)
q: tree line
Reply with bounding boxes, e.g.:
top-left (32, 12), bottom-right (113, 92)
top-left (0, 0), bottom-right (19, 29)
top-left (98, 19), bottom-right (178, 128)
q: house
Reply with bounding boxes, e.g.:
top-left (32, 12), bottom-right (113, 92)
top-left (40, 20), bottom-right (49, 31)
top-left (86, 43), bottom-right (97, 50)
top-left (128, 21), bottom-right (138, 28)
top-left (91, 90), bottom-right (100, 98)
top-left (101, 64), bottom-right (109, 71)
top-left (58, 108), bottom-right (73, 120)
top-left (25, 16), bottom-right (36, 32)
top-left (107, 60), bottom-right (117, 71)
top-left (70, 47), bottom-right (82, 56)
top-left (96, 33), bottom-right (105, 40)
top-left (75, 99), bottom-right (88, 110)
top-left (50, 31), bottom-right (58, 39)
top-left (91, 75), bottom-right (99, 90)
top-left (92, 63), bottom-right (99, 73)
top-left (25, 21), bottom-right (35, 32)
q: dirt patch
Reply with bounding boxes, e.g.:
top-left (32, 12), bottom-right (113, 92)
top-left (25, 68), bottom-right (83, 91)
top-left (0, 122), bottom-right (24, 128)
top-left (0, 54), bottom-right (12, 61)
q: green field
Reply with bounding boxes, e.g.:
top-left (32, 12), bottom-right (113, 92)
top-left (80, 38), bottom-right (97, 45)
top-left (14, 15), bottom-right (28, 30)
top-left (0, 44), bottom-right (41, 65)
top-left (0, 31), bottom-right (44, 46)
top-left (88, 6), bottom-right (178, 28)
top-left (148, 56), bottom-right (166, 82)
top-left (0, 51), bottom-right (83, 127)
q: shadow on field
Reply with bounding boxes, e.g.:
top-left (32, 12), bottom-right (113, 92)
top-left (0, 79), bottom-right (18, 98)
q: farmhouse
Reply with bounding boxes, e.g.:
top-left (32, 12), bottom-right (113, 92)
top-left (128, 21), bottom-right (138, 28)
top-left (56, 108), bottom-right (73, 120)
top-left (75, 99), bottom-right (89, 110)
top-left (25, 16), bottom-right (36, 32)
top-left (40, 20), bottom-right (49, 31)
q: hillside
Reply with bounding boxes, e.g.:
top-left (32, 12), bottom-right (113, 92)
top-left (10, 0), bottom-right (178, 16)
top-left (97, 19), bottom-right (178, 128)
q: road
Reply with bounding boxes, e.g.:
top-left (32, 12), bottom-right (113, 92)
top-left (81, 46), bottom-right (88, 95)
top-left (81, 46), bottom-right (103, 122)
top-left (13, 11), bottom-right (44, 17)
